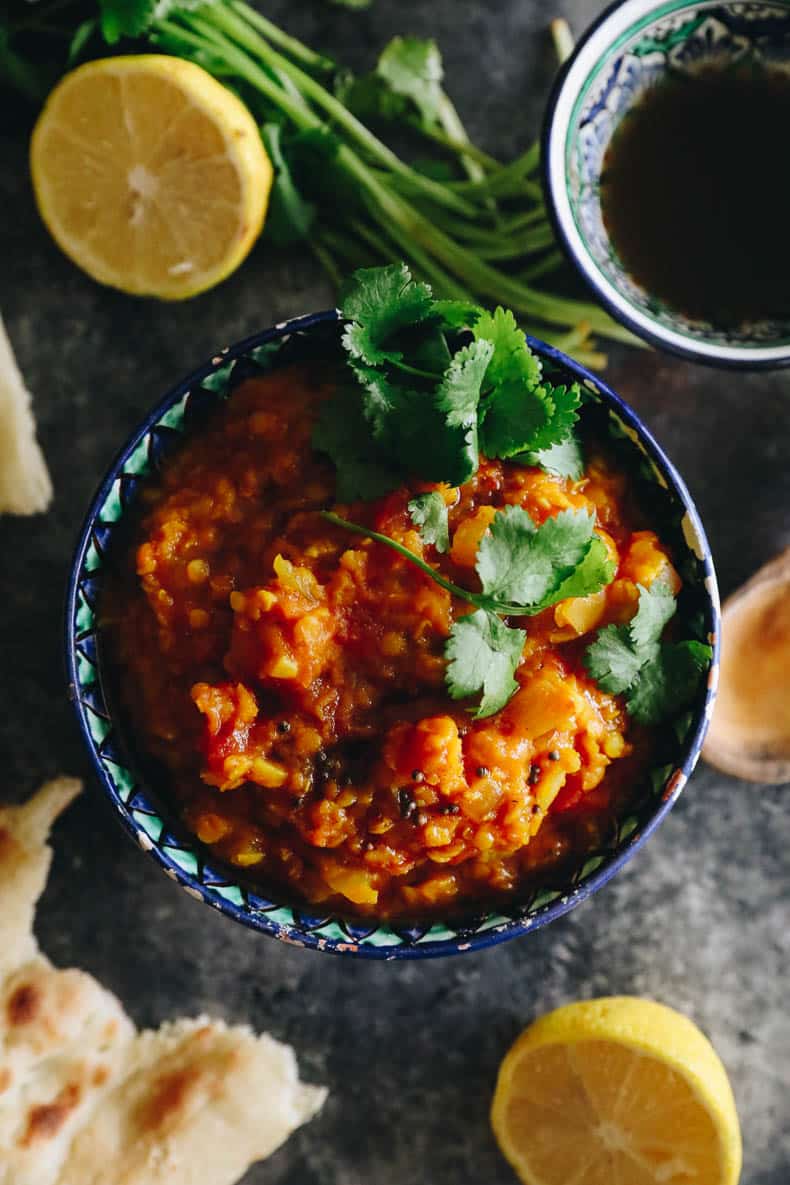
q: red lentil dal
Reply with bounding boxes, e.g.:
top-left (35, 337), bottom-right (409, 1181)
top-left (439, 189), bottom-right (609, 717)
top-left (106, 363), bottom-right (680, 918)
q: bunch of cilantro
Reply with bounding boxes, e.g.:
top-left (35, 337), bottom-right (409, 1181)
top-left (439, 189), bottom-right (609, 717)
top-left (315, 264), bottom-right (710, 722)
top-left (1, 0), bottom-right (633, 363)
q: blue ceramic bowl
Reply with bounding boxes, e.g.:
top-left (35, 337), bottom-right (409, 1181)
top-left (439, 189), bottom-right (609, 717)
top-left (543, 0), bottom-right (790, 369)
top-left (66, 312), bottom-right (720, 958)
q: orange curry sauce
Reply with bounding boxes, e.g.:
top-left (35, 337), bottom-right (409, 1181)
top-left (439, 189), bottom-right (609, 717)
top-left (106, 363), bottom-right (679, 918)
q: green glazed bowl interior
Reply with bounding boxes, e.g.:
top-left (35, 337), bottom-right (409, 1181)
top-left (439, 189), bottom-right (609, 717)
top-left (544, 0), bottom-right (790, 368)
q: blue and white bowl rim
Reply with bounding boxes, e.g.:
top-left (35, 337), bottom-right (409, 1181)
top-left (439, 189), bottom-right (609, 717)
top-left (65, 309), bottom-right (720, 959)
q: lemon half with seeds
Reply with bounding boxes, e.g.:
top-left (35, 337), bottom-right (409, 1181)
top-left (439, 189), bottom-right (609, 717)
top-left (491, 997), bottom-right (742, 1185)
top-left (30, 55), bottom-right (273, 299)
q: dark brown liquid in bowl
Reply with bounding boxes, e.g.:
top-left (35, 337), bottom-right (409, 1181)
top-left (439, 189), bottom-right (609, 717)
top-left (600, 66), bottom-right (790, 327)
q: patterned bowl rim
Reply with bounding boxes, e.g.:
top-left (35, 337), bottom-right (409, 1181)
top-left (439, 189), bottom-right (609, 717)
top-left (65, 309), bottom-right (720, 959)
top-left (542, 0), bottom-right (790, 370)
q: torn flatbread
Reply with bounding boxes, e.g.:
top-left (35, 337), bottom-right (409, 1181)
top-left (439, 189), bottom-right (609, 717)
top-left (60, 1018), bottom-right (326, 1185)
top-left (0, 313), bottom-right (52, 515)
top-left (0, 778), bottom-right (82, 975)
top-left (0, 780), bottom-right (326, 1185)
top-left (0, 959), bottom-right (135, 1185)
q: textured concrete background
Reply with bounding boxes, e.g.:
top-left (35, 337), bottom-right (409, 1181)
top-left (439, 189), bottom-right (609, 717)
top-left (1, 2), bottom-right (789, 1182)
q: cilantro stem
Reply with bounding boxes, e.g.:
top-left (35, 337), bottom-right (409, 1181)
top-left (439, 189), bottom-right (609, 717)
top-left (434, 91), bottom-right (497, 236)
top-left (519, 250), bottom-right (564, 281)
top-left (323, 226), bottom-right (383, 270)
top-left (494, 205), bottom-right (548, 233)
top-left (320, 511), bottom-right (549, 617)
top-left (349, 164), bottom-right (638, 340)
top-left (0, 43), bottom-right (51, 101)
top-left (390, 170), bottom-right (543, 204)
top-left (390, 360), bottom-right (443, 380)
top-left (155, 19), bottom-right (314, 129)
top-left (310, 239), bottom-right (344, 288)
top-left (230, 0), bottom-right (336, 74)
top-left (202, 4), bottom-right (483, 219)
top-left (406, 206), bottom-right (546, 250)
top-left (474, 224), bottom-right (556, 261)
top-left (448, 143), bottom-right (541, 192)
top-left (409, 115), bottom-right (502, 173)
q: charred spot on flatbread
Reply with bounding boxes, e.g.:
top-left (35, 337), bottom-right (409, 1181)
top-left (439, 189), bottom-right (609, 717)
top-left (7, 980), bottom-right (41, 1026)
top-left (20, 1083), bottom-right (83, 1147)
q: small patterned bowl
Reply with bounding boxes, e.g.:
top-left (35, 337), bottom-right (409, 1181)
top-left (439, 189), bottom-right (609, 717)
top-left (543, 0), bottom-right (790, 368)
top-left (66, 312), bottom-right (720, 958)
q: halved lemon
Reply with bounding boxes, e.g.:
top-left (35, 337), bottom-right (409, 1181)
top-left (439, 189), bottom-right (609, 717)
top-left (30, 55), bottom-right (273, 299)
top-left (491, 997), bottom-right (742, 1185)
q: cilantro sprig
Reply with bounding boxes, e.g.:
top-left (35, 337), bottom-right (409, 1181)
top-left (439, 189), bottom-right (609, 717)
top-left (322, 504), bottom-right (616, 717)
top-left (584, 582), bottom-right (712, 725)
top-left (313, 264), bottom-right (585, 502)
top-left (446, 611), bottom-right (526, 719)
top-left (322, 506), bottom-right (611, 619)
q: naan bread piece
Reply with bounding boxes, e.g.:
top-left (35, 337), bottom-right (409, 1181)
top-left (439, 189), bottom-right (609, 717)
top-left (0, 778), bottom-right (82, 974)
top-left (0, 313), bottom-right (52, 515)
top-left (0, 780), bottom-right (327, 1185)
top-left (59, 1017), bottom-right (327, 1185)
top-left (0, 959), bottom-right (134, 1185)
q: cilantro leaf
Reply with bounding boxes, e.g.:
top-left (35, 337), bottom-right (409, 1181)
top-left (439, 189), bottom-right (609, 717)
top-left (390, 339), bottom-right (492, 488)
top-left (585, 582), bottom-right (676, 695)
top-left (398, 394), bottom-right (479, 487)
top-left (584, 582), bottom-right (711, 724)
top-left (469, 305), bottom-right (580, 462)
top-left (626, 640), bottom-right (712, 725)
top-left (407, 322), bottom-right (452, 374)
top-left (552, 536), bottom-right (617, 604)
top-left (409, 492), bottom-right (449, 553)
top-left (312, 388), bottom-right (401, 501)
top-left (584, 625), bottom-right (646, 694)
top-left (100, 0), bottom-right (157, 42)
top-left (476, 506), bottom-right (596, 608)
top-left (482, 381), bottom-right (581, 462)
top-left (445, 610), bottom-right (526, 719)
top-left (350, 372), bottom-right (474, 489)
top-left (340, 264), bottom-right (434, 366)
top-left (479, 378), bottom-right (552, 460)
top-left (437, 338), bottom-right (494, 427)
top-left (377, 37), bottom-right (443, 127)
top-left (261, 124), bottom-right (315, 246)
top-left (471, 312), bottom-right (581, 461)
top-left (518, 434), bottom-right (584, 480)
top-left (473, 307), bottom-right (542, 391)
top-left (629, 579), bottom-right (677, 649)
top-left (432, 299), bottom-right (484, 330)
top-left (524, 383), bottom-right (582, 453)
top-left (336, 72), bottom-right (407, 124)
top-left (350, 361), bottom-right (412, 443)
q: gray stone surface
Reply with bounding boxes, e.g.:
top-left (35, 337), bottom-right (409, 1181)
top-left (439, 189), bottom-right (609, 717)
top-left (1, 2), bottom-right (788, 1182)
